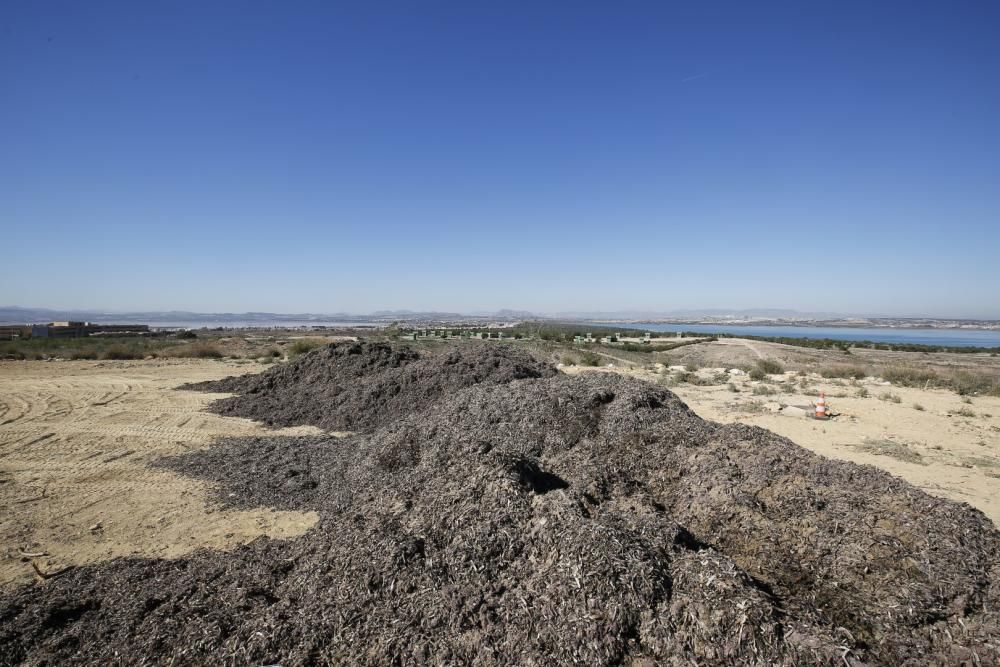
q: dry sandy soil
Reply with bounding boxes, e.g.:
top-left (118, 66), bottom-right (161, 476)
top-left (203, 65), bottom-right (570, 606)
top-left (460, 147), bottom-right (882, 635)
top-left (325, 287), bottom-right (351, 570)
top-left (565, 339), bottom-right (1000, 526)
top-left (0, 359), bottom-right (321, 590)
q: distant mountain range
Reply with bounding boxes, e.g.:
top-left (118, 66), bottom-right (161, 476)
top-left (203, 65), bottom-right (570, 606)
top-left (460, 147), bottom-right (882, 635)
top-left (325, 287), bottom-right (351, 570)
top-left (1, 305), bottom-right (842, 325)
top-left (3, 306), bottom-right (995, 326)
top-left (0, 306), bottom-right (539, 325)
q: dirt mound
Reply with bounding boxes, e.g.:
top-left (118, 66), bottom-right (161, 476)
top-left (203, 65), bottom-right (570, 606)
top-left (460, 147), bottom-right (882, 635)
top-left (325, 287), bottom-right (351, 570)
top-left (183, 341), bottom-right (556, 432)
top-left (3, 358), bottom-right (998, 664)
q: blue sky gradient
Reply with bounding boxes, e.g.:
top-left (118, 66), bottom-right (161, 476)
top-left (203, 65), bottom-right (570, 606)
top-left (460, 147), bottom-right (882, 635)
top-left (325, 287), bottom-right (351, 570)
top-left (2, 1), bottom-right (998, 317)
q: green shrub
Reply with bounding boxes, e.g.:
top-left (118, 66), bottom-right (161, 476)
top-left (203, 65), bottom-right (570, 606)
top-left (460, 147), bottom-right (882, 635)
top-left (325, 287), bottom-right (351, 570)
top-left (856, 387), bottom-right (870, 398)
top-left (579, 352), bottom-right (601, 367)
top-left (748, 368), bottom-right (766, 381)
top-left (752, 385), bottom-right (776, 396)
top-left (913, 403), bottom-right (925, 411)
top-left (289, 339), bottom-right (326, 358)
top-left (175, 330), bottom-right (198, 339)
top-left (617, 343), bottom-right (654, 353)
top-left (727, 382), bottom-right (739, 393)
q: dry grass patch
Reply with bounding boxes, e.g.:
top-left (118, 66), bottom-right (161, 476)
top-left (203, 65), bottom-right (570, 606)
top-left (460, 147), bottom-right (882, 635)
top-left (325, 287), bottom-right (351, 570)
top-left (878, 391), bottom-right (902, 404)
top-left (855, 438), bottom-right (925, 465)
top-left (820, 365), bottom-right (869, 380)
top-left (166, 342), bottom-right (224, 359)
top-left (881, 365), bottom-right (939, 388)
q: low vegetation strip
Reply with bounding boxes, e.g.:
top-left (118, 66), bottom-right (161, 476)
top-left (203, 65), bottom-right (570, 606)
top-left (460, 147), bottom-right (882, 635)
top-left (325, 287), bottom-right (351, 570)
top-left (610, 338), bottom-right (713, 353)
top-left (2, 344), bottom-right (998, 665)
top-left (0, 336), bottom-right (179, 360)
top-left (819, 364), bottom-right (869, 379)
top-left (0, 335), bottom-right (229, 361)
top-left (880, 365), bottom-right (1000, 396)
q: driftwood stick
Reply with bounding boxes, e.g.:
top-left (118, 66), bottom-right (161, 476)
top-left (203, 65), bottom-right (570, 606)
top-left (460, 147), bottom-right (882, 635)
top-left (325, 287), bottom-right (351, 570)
top-left (30, 561), bottom-right (75, 580)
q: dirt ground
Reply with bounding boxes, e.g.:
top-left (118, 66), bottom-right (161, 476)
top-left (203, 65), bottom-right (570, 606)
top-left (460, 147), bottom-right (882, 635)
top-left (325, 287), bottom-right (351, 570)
top-left (565, 340), bottom-right (1000, 526)
top-left (602, 336), bottom-right (1000, 377)
top-left (0, 359), bottom-right (321, 590)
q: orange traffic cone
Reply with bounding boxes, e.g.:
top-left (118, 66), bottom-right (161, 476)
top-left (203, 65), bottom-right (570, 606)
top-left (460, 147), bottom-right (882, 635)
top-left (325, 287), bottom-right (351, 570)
top-left (815, 391), bottom-right (827, 419)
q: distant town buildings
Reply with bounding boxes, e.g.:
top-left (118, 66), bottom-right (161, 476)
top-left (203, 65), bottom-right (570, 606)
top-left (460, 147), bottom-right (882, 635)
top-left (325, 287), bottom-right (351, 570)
top-left (0, 322), bottom-right (150, 339)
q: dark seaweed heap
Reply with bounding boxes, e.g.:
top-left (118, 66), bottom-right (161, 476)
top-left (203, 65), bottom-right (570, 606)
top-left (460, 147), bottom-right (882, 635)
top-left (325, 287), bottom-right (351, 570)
top-left (183, 341), bottom-right (555, 432)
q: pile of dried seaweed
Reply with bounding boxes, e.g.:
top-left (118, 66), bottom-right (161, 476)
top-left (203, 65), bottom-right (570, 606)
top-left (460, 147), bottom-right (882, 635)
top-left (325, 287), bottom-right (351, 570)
top-left (2, 347), bottom-right (998, 665)
top-left (182, 341), bottom-right (555, 431)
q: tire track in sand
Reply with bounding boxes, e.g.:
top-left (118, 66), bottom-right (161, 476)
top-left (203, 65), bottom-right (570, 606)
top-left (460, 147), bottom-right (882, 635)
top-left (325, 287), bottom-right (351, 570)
top-left (0, 360), bottom-right (321, 589)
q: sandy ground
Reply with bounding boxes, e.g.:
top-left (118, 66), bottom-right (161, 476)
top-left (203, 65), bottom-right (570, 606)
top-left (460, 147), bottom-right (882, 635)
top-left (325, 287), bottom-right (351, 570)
top-left (564, 363), bottom-right (1000, 526)
top-left (667, 336), bottom-right (1000, 376)
top-left (0, 359), bottom-right (321, 590)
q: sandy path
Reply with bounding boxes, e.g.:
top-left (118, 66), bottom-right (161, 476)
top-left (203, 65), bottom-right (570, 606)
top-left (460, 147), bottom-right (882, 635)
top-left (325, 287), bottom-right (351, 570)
top-left (0, 359), bottom-right (321, 590)
top-left (565, 365), bottom-right (1000, 526)
top-left (713, 337), bottom-right (766, 359)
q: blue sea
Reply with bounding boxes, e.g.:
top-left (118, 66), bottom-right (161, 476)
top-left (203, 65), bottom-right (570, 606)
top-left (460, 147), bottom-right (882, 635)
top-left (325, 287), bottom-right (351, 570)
top-left (636, 324), bottom-right (1000, 348)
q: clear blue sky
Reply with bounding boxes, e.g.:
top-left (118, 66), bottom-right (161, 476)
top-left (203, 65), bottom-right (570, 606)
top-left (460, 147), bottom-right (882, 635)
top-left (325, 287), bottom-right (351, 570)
top-left (2, 1), bottom-right (998, 317)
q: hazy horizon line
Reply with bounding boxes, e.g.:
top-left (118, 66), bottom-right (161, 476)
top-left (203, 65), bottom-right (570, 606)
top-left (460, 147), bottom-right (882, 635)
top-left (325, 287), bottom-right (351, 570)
top-left (3, 305), bottom-right (999, 322)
